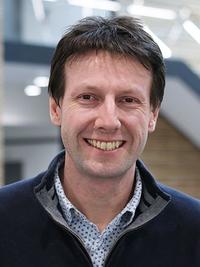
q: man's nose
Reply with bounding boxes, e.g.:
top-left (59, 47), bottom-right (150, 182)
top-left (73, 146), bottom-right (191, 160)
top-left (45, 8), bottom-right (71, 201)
top-left (94, 99), bottom-right (121, 132)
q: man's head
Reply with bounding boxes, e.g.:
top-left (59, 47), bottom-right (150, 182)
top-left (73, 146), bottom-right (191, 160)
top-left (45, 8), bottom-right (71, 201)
top-left (49, 16), bottom-right (165, 179)
top-left (48, 16), bottom-right (165, 111)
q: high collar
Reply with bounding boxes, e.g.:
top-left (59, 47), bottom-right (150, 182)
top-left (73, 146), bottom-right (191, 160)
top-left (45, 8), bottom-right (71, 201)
top-left (34, 150), bottom-right (171, 230)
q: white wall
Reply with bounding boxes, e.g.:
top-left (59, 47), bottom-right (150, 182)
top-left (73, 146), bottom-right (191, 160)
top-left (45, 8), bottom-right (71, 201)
top-left (5, 141), bottom-right (60, 179)
top-left (20, 0), bottom-right (110, 46)
top-left (21, 0), bottom-right (82, 45)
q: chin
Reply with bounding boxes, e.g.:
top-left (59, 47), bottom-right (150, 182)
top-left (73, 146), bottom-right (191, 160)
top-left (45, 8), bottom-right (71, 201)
top-left (80, 162), bottom-right (132, 180)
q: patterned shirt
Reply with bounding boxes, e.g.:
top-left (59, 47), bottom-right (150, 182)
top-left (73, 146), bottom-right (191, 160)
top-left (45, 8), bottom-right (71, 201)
top-left (54, 160), bottom-right (142, 267)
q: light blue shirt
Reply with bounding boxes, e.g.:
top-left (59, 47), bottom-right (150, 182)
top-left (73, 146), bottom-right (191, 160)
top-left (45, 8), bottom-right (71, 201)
top-left (54, 160), bottom-right (142, 267)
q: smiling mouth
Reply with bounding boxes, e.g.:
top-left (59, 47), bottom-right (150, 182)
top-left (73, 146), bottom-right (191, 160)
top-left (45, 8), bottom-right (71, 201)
top-left (84, 139), bottom-right (125, 151)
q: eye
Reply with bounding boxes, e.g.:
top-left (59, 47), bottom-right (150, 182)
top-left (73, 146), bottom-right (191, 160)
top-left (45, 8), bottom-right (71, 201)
top-left (120, 96), bottom-right (140, 104)
top-left (123, 97), bottom-right (134, 103)
top-left (77, 94), bottom-right (98, 105)
top-left (78, 94), bottom-right (95, 100)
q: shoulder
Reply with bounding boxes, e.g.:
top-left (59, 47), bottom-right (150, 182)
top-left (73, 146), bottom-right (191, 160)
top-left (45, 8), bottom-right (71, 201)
top-left (0, 173), bottom-right (49, 235)
top-left (160, 183), bottom-right (200, 208)
top-left (159, 183), bottom-right (200, 225)
top-left (0, 151), bottom-right (64, 211)
top-left (0, 173), bottom-right (44, 210)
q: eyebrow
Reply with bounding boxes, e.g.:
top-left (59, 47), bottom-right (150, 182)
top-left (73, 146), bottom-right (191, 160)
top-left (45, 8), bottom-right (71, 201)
top-left (73, 84), bottom-right (145, 93)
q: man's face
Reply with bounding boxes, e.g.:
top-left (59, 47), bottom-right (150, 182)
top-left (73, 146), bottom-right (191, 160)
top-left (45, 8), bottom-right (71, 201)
top-left (50, 51), bottom-right (159, 179)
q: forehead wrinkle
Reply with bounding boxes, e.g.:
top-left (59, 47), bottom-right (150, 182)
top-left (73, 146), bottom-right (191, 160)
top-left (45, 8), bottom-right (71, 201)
top-left (65, 50), bottom-right (133, 71)
top-left (64, 50), bottom-right (154, 78)
top-left (64, 50), bottom-right (152, 96)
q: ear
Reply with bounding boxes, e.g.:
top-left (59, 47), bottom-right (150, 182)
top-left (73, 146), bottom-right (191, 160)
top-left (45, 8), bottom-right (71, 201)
top-left (148, 107), bottom-right (159, 133)
top-left (49, 97), bottom-right (62, 126)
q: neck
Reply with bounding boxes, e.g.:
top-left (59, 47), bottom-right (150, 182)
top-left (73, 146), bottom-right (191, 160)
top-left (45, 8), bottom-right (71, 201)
top-left (62, 157), bottom-right (136, 232)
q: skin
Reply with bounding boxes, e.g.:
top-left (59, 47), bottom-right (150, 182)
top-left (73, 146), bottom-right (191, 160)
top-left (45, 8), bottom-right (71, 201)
top-left (49, 50), bottom-right (159, 231)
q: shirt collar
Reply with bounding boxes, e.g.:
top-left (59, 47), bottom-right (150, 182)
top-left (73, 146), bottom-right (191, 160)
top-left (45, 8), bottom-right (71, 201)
top-left (54, 157), bottom-right (75, 223)
top-left (118, 168), bottom-right (142, 228)
top-left (54, 156), bottom-right (142, 227)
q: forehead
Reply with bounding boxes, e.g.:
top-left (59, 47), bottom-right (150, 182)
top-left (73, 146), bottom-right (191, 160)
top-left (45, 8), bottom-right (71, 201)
top-left (64, 50), bottom-right (153, 96)
top-left (65, 50), bottom-right (152, 77)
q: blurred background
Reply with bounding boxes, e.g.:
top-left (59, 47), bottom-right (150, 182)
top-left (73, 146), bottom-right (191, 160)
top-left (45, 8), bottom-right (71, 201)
top-left (0, 0), bottom-right (200, 198)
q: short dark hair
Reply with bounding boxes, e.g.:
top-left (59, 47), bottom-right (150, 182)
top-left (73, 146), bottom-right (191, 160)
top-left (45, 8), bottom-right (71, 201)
top-left (48, 16), bottom-right (165, 110)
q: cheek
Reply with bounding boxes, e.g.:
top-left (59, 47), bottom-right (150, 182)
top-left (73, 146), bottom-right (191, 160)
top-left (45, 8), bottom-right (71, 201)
top-left (60, 112), bottom-right (74, 140)
top-left (126, 113), bottom-right (148, 130)
top-left (125, 114), bottom-right (150, 141)
top-left (71, 109), bottom-right (96, 128)
top-left (60, 109), bottom-right (92, 138)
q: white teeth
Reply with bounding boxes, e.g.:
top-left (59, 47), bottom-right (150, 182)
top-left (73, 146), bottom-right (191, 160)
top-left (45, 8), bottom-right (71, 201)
top-left (107, 142), bottom-right (112, 150)
top-left (116, 141), bottom-right (120, 148)
top-left (87, 139), bottom-right (93, 146)
top-left (86, 139), bottom-right (123, 151)
top-left (100, 142), bottom-right (106, 150)
top-left (96, 141), bottom-right (101, 148)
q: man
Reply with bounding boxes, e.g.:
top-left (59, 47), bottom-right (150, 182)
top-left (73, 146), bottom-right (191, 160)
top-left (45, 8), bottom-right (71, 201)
top-left (0, 16), bottom-right (200, 267)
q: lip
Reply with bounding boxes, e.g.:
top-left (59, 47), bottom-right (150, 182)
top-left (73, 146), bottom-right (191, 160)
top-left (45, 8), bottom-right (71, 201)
top-left (83, 137), bottom-right (126, 142)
